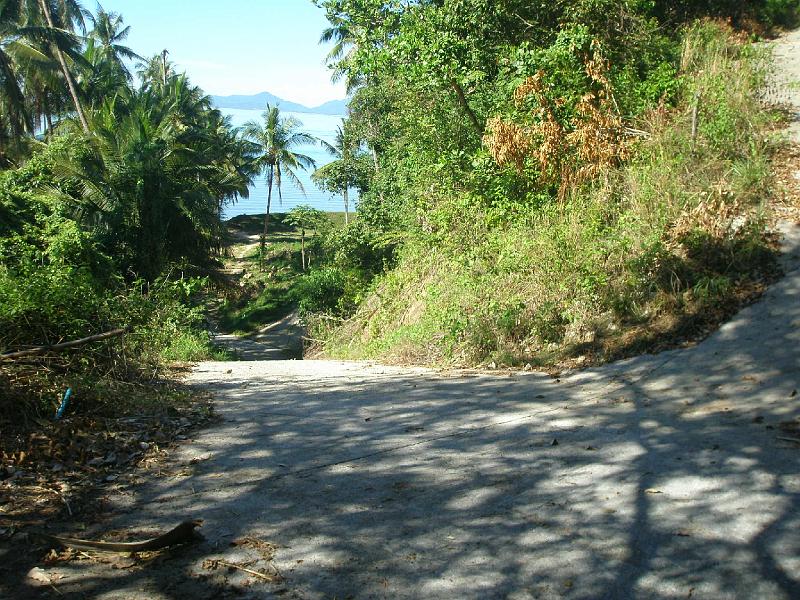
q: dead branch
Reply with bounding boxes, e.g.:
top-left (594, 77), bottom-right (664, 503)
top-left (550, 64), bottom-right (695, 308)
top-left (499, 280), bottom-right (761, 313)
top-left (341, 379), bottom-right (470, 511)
top-left (205, 558), bottom-right (282, 582)
top-left (776, 436), bottom-right (800, 444)
top-left (691, 91), bottom-right (701, 148)
top-left (0, 328), bottom-right (128, 361)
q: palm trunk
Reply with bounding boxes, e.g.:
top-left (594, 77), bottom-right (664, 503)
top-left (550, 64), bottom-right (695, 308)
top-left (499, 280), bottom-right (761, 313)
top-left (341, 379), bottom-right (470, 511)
top-left (370, 145), bottom-right (379, 171)
top-left (161, 49), bottom-right (169, 87)
top-left (44, 98), bottom-right (53, 136)
top-left (260, 164), bottom-right (274, 264)
top-left (38, 0), bottom-right (90, 134)
top-left (369, 143), bottom-right (386, 204)
top-left (343, 187), bottom-right (349, 225)
top-left (300, 229), bottom-right (306, 270)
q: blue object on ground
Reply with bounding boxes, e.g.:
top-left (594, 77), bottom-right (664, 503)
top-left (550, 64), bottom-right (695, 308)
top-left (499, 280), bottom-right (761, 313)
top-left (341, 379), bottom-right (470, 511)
top-left (55, 387), bottom-right (72, 420)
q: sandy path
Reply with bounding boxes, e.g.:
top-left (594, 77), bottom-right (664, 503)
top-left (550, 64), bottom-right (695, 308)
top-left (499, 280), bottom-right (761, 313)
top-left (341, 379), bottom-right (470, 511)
top-left (767, 27), bottom-right (800, 139)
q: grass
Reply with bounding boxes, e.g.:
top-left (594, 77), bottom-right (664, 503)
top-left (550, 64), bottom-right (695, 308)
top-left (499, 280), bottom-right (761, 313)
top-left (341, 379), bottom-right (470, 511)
top-left (161, 329), bottom-right (233, 362)
top-left (216, 211), bottom-right (347, 335)
top-left (314, 23), bottom-right (783, 369)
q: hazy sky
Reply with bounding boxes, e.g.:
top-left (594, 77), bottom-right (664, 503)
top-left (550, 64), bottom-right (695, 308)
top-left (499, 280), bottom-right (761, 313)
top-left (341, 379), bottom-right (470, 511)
top-left (98, 1), bottom-right (346, 106)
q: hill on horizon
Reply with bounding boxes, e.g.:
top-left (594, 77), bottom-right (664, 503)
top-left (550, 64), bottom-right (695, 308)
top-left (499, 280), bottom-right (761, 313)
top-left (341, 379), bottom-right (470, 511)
top-left (211, 91), bottom-right (348, 115)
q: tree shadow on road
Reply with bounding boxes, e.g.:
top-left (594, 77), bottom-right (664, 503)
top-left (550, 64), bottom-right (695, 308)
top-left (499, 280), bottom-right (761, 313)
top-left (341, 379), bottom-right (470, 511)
top-left (3, 272), bottom-right (799, 599)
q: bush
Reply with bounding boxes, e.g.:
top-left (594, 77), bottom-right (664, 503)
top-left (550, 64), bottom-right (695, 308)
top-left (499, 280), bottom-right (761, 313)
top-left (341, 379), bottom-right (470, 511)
top-left (294, 266), bottom-right (365, 317)
top-left (760, 0), bottom-right (800, 28)
top-left (0, 142), bottom-right (220, 421)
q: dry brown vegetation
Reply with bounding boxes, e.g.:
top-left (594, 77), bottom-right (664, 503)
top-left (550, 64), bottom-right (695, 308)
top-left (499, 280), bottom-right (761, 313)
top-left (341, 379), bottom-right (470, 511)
top-left (484, 44), bottom-right (631, 200)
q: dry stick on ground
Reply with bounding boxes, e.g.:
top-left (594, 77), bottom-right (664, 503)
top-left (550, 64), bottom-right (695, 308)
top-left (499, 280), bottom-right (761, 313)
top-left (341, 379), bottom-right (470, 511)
top-left (205, 559), bottom-right (282, 582)
top-left (0, 328), bottom-right (128, 361)
top-left (691, 91), bottom-right (702, 151)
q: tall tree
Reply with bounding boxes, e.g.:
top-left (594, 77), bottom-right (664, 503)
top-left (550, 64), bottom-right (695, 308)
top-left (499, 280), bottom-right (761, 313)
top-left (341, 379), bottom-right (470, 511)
top-left (286, 204), bottom-right (328, 270)
top-left (315, 120), bottom-right (369, 224)
top-left (136, 50), bottom-right (172, 92)
top-left (51, 77), bottom-right (253, 278)
top-left (85, 4), bottom-right (141, 81)
top-left (1, 0), bottom-right (37, 143)
top-left (241, 104), bottom-right (317, 260)
top-left (318, 10), bottom-right (359, 88)
top-left (36, 0), bottom-right (89, 132)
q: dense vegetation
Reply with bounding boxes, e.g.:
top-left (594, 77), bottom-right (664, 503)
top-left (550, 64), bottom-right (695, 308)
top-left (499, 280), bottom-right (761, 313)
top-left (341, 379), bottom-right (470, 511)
top-left (0, 1), bottom-right (253, 421)
top-left (301, 0), bottom-right (797, 365)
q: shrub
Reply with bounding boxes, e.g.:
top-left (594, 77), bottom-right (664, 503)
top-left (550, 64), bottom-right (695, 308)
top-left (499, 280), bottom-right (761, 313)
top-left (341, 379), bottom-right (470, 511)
top-left (294, 266), bottom-right (351, 317)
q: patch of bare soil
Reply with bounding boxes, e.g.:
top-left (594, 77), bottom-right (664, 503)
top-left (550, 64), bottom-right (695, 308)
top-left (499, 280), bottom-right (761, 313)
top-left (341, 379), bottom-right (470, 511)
top-left (772, 143), bottom-right (800, 221)
top-left (0, 378), bottom-right (218, 595)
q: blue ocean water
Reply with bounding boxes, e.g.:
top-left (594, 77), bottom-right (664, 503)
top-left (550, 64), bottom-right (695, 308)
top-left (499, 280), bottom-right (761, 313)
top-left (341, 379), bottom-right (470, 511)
top-left (221, 108), bottom-right (357, 219)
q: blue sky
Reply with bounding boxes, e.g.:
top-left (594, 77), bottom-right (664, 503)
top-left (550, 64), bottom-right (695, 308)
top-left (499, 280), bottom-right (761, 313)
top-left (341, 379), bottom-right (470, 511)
top-left (97, 1), bottom-right (346, 106)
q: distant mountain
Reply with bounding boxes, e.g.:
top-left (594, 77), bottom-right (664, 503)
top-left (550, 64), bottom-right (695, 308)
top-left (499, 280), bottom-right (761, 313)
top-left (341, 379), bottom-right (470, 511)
top-left (310, 99), bottom-right (349, 115)
top-left (211, 91), bottom-right (348, 115)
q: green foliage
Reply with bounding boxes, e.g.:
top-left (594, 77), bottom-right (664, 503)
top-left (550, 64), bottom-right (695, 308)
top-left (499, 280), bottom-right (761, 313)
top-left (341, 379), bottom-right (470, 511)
top-left (223, 213), bottom-right (365, 323)
top-left (135, 276), bottom-right (218, 363)
top-left (0, 5), bottom-right (248, 423)
top-left (312, 153), bottom-right (373, 196)
top-left (294, 266), bottom-right (351, 316)
top-left (0, 235), bottom-right (112, 350)
top-left (216, 212), bottom-right (349, 334)
top-left (241, 104), bottom-right (319, 265)
top-left (761, 0), bottom-right (800, 27)
top-left (285, 204), bottom-right (330, 233)
top-left (314, 21), bottom-right (779, 367)
top-left (51, 80), bottom-right (253, 279)
top-left (322, 217), bottom-right (398, 274)
top-left (653, 1), bottom-right (799, 29)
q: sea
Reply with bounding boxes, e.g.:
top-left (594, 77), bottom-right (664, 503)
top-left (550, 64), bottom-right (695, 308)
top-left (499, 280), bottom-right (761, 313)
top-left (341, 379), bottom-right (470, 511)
top-left (220, 108), bottom-right (356, 220)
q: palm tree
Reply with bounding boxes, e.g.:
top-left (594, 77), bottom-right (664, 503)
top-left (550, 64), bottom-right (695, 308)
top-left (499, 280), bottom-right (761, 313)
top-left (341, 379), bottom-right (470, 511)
top-left (51, 78), bottom-right (253, 278)
top-left (318, 11), bottom-right (366, 93)
top-left (0, 0), bottom-right (62, 158)
top-left (241, 104), bottom-right (317, 259)
top-left (1, 0), bottom-right (35, 142)
top-left (286, 204), bottom-right (327, 270)
top-left (136, 51), bottom-right (172, 92)
top-left (35, 0), bottom-right (90, 132)
top-left (319, 12), bottom-right (355, 80)
top-left (85, 4), bottom-right (141, 81)
top-left (82, 35), bottom-right (128, 105)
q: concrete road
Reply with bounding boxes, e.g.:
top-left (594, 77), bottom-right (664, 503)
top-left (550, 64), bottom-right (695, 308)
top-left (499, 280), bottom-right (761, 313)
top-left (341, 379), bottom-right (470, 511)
top-left (16, 219), bottom-right (799, 599)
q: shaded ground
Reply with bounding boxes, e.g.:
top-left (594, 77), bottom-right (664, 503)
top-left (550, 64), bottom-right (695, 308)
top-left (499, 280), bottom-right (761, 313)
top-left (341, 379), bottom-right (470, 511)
top-left (215, 311), bottom-right (305, 360)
